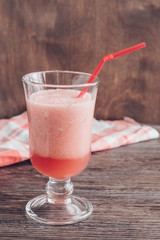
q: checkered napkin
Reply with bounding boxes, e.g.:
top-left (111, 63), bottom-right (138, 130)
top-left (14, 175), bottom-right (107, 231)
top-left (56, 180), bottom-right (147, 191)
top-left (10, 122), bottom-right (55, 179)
top-left (0, 112), bottom-right (159, 167)
top-left (92, 117), bottom-right (159, 151)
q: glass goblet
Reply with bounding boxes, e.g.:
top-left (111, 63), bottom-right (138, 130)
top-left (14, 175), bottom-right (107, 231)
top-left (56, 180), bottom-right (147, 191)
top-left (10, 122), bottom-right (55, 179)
top-left (22, 70), bottom-right (99, 225)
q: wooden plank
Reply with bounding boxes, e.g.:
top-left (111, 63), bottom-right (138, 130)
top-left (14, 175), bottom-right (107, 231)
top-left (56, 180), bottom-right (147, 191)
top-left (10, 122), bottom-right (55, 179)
top-left (0, 0), bottom-right (160, 124)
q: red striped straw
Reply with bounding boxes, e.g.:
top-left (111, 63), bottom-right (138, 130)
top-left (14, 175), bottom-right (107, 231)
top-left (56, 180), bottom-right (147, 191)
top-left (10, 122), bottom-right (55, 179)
top-left (78, 42), bottom-right (146, 97)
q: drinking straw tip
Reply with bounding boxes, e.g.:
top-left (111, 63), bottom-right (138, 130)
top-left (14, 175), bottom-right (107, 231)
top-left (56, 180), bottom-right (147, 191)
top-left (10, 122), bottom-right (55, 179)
top-left (141, 42), bottom-right (146, 47)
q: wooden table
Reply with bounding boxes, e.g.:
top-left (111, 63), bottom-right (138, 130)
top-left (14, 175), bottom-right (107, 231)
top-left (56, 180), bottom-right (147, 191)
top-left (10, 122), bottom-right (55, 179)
top-left (0, 127), bottom-right (160, 239)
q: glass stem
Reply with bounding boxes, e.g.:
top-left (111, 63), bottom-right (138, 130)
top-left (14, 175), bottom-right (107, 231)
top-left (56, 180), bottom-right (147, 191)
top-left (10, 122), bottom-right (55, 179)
top-left (46, 177), bottom-right (74, 203)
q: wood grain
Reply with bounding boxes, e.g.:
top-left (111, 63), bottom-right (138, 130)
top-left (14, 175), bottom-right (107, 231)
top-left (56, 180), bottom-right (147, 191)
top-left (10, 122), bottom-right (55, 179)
top-left (0, 126), bottom-right (160, 239)
top-left (0, 0), bottom-right (160, 123)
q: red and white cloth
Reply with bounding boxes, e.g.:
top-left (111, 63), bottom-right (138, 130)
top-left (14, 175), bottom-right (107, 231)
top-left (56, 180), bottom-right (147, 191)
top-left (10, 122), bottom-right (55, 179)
top-left (0, 112), bottom-right (159, 167)
top-left (92, 117), bottom-right (159, 151)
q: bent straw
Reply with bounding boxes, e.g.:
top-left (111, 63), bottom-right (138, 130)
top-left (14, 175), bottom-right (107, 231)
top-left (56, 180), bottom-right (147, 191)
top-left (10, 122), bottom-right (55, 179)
top-left (78, 42), bottom-right (146, 97)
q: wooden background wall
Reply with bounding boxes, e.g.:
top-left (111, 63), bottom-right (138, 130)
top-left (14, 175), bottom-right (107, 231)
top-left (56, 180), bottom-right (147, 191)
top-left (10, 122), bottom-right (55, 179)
top-left (0, 0), bottom-right (160, 124)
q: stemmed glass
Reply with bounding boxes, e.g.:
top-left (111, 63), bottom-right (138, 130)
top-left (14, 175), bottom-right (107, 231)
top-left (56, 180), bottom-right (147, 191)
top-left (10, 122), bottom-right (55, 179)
top-left (22, 70), bottom-right (99, 225)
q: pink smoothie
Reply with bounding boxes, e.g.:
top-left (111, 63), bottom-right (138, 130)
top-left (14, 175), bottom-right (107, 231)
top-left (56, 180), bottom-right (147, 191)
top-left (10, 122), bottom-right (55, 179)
top-left (27, 89), bottom-right (95, 179)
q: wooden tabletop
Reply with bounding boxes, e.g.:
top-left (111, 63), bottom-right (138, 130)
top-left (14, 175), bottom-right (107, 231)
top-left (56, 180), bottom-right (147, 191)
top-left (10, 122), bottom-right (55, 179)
top-left (0, 126), bottom-right (160, 239)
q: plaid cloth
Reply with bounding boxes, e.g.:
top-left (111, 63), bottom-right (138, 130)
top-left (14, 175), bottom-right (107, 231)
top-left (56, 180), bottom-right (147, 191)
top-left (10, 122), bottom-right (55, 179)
top-left (0, 112), bottom-right (159, 167)
top-left (92, 117), bottom-right (159, 151)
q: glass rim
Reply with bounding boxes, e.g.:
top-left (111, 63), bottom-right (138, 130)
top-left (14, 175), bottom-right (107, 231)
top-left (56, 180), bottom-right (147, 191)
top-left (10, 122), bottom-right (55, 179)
top-left (22, 70), bottom-right (100, 88)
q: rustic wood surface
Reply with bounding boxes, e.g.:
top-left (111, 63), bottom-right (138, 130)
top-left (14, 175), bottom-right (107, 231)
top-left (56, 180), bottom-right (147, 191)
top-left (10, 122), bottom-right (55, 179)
top-left (0, 0), bottom-right (160, 123)
top-left (0, 126), bottom-right (160, 239)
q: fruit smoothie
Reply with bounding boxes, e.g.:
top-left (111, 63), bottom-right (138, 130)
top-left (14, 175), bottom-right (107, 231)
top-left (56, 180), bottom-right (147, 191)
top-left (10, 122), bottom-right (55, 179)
top-left (27, 89), bottom-right (95, 179)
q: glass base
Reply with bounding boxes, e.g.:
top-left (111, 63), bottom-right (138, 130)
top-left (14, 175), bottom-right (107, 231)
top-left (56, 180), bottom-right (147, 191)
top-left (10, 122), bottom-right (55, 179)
top-left (26, 178), bottom-right (93, 225)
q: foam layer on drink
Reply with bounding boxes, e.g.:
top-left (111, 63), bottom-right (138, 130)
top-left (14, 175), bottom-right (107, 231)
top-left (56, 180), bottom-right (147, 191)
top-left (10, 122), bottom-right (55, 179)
top-left (30, 89), bottom-right (91, 105)
top-left (27, 89), bottom-right (95, 160)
